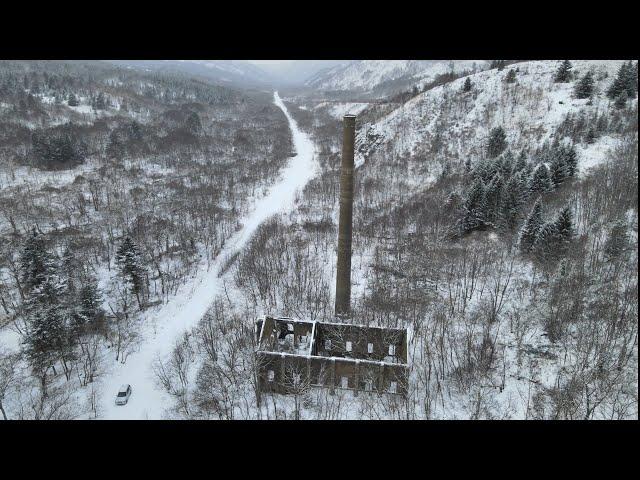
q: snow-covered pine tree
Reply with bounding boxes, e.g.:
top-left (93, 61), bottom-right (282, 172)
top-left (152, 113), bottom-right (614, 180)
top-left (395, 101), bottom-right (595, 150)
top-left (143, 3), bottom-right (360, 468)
top-left (574, 70), bottom-right (595, 99)
top-left (530, 164), bottom-right (554, 194)
top-left (487, 126), bottom-right (507, 158)
top-left (19, 228), bottom-right (55, 294)
top-left (484, 173), bottom-right (504, 225)
top-left (561, 143), bottom-right (578, 177)
top-left (554, 60), bottom-right (573, 83)
top-left (607, 64), bottom-right (626, 99)
top-left (74, 278), bottom-right (103, 331)
top-left (505, 69), bottom-right (517, 83)
top-left (607, 61), bottom-right (637, 100)
top-left (498, 150), bottom-right (514, 177)
top-left (473, 157), bottom-right (499, 184)
top-left (532, 221), bottom-right (557, 262)
top-left (499, 173), bottom-right (526, 231)
top-left (115, 235), bottom-right (147, 309)
top-left (551, 206), bottom-right (574, 258)
top-left (515, 149), bottom-right (528, 172)
top-left (629, 61), bottom-right (639, 98)
top-left (60, 244), bottom-right (80, 296)
top-left (534, 205), bottom-right (574, 262)
top-left (519, 199), bottom-right (543, 253)
top-left (19, 233), bottom-right (70, 382)
top-left (550, 154), bottom-right (570, 187)
top-left (23, 275), bottom-right (67, 381)
top-left (460, 178), bottom-right (487, 234)
top-left (462, 77), bottom-right (472, 92)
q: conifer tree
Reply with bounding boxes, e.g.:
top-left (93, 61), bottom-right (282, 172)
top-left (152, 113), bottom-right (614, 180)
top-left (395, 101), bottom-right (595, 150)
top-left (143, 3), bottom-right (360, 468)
top-left (19, 231), bottom-right (69, 384)
top-left (462, 77), bottom-right (472, 92)
top-left (629, 61), bottom-right (638, 97)
top-left (574, 71), bottom-right (595, 99)
top-left (20, 229), bottom-right (55, 294)
top-left (499, 173), bottom-right (526, 231)
top-left (607, 61), bottom-right (637, 100)
top-left (514, 149), bottom-right (528, 173)
top-left (534, 206), bottom-right (574, 262)
top-left (23, 272), bottom-right (67, 382)
top-left (519, 199), bottom-right (543, 253)
top-left (550, 155), bottom-right (570, 187)
top-left (115, 235), bottom-right (146, 309)
top-left (487, 126), bottom-right (507, 158)
top-left (460, 178), bottom-right (487, 234)
top-left (530, 164), bottom-right (554, 194)
top-left (484, 174), bottom-right (504, 225)
top-left (554, 60), bottom-right (573, 83)
top-left (551, 206), bottom-right (574, 257)
top-left (74, 279), bottom-right (103, 331)
top-left (505, 69), bottom-right (517, 83)
top-left (562, 143), bottom-right (578, 177)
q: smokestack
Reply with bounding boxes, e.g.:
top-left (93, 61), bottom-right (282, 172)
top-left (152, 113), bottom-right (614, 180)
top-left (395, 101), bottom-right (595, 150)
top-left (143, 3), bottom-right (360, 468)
top-left (335, 114), bottom-right (356, 318)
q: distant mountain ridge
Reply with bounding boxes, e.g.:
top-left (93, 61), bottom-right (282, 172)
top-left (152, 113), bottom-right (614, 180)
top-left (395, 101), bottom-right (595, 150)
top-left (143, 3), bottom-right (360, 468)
top-left (107, 60), bottom-right (276, 87)
top-left (305, 60), bottom-right (485, 95)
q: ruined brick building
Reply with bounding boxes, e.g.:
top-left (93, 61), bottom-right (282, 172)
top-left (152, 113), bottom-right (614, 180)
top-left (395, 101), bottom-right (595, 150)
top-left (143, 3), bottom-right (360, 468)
top-left (255, 316), bottom-right (409, 395)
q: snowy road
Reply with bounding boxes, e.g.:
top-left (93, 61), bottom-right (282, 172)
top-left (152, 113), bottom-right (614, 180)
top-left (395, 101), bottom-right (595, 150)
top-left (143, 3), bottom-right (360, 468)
top-left (98, 92), bottom-right (317, 419)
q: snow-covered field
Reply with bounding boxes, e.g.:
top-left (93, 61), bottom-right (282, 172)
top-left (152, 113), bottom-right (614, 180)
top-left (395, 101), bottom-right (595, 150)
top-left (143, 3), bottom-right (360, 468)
top-left (97, 91), bottom-right (317, 419)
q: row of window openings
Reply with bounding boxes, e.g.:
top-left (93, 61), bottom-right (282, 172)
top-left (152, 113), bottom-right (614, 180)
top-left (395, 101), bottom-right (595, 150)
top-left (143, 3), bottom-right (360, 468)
top-left (324, 340), bottom-right (396, 356)
top-left (266, 371), bottom-right (397, 393)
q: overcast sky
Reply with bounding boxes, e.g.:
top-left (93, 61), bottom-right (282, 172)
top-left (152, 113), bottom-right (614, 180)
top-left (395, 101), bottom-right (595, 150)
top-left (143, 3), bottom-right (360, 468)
top-left (248, 60), bottom-right (345, 71)
top-left (248, 60), bottom-right (296, 68)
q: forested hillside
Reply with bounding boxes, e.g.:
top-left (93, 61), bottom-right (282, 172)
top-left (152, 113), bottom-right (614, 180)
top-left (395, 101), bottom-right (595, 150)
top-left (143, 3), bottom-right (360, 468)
top-left (0, 59), bottom-right (636, 420)
top-left (0, 60), bottom-right (292, 418)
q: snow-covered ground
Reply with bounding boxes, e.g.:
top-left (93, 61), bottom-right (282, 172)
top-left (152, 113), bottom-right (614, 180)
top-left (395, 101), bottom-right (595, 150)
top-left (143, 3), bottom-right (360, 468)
top-left (97, 91), bottom-right (318, 419)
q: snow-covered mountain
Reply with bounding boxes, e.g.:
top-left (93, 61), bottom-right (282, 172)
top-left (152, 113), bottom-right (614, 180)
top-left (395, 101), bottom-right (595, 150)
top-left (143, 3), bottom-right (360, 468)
top-left (108, 60), bottom-right (275, 87)
top-left (304, 60), bottom-right (484, 95)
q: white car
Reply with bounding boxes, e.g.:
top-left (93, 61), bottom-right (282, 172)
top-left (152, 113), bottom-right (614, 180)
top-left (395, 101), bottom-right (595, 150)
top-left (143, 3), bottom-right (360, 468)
top-left (115, 384), bottom-right (132, 405)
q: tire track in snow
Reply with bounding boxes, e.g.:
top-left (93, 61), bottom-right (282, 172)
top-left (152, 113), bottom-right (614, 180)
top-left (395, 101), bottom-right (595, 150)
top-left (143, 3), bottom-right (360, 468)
top-left (99, 92), bottom-right (317, 419)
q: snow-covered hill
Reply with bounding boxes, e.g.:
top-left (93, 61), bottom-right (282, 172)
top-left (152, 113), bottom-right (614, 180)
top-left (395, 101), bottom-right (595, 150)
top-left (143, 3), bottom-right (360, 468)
top-left (356, 60), bottom-right (631, 176)
top-left (305, 60), bottom-right (482, 95)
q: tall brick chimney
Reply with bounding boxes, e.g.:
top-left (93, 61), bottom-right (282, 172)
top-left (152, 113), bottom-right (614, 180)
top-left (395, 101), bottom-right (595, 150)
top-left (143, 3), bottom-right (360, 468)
top-left (335, 114), bottom-right (356, 318)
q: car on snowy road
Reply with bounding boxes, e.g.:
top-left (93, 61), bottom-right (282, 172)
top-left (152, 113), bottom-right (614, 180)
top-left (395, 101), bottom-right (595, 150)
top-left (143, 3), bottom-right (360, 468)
top-left (115, 384), bottom-right (132, 405)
